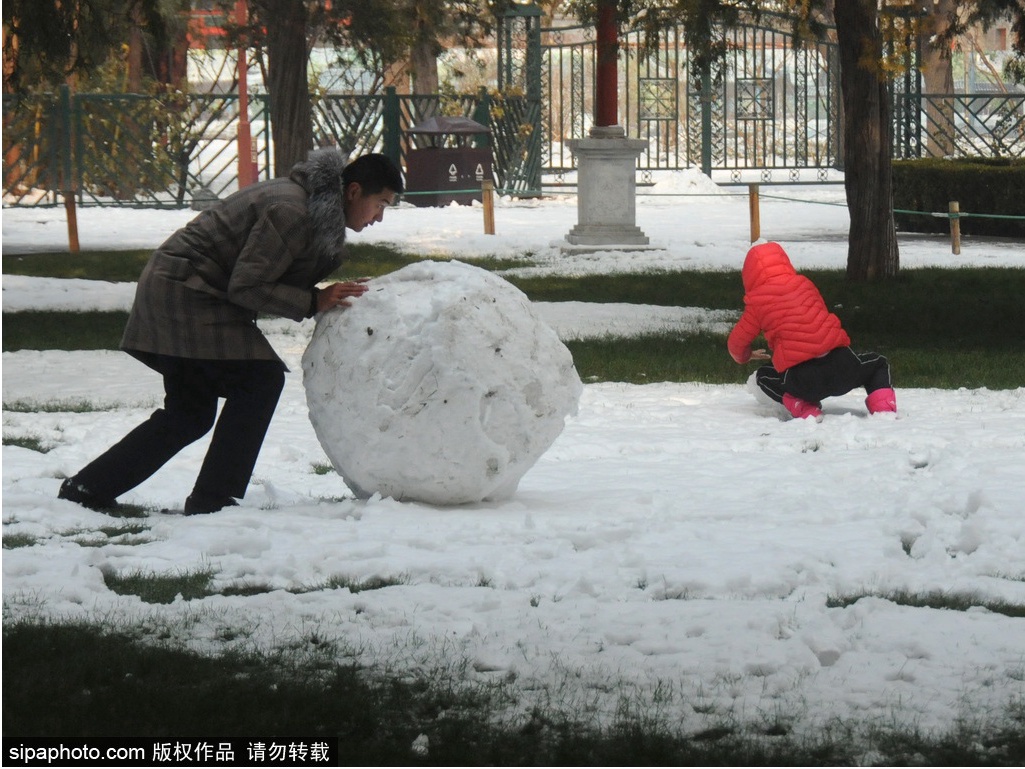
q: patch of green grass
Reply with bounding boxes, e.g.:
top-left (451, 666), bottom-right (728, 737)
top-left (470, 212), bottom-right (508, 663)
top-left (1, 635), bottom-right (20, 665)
top-left (2, 310), bottom-right (129, 352)
top-left (827, 589), bottom-right (1025, 619)
top-left (2, 434), bottom-right (49, 452)
top-left (817, 267), bottom-right (1025, 351)
top-left (94, 524), bottom-right (150, 538)
top-left (509, 268), bottom-right (743, 308)
top-left (102, 503), bottom-right (152, 519)
top-left (2, 250), bottom-right (153, 281)
top-left (74, 535), bottom-right (153, 548)
top-left (293, 573), bottom-right (409, 595)
top-left (567, 333), bottom-right (1025, 389)
top-left (102, 567), bottom-right (216, 604)
top-left (69, 523), bottom-right (152, 548)
top-left (328, 243), bottom-right (536, 279)
top-left (4, 250), bottom-right (1024, 387)
top-left (220, 580), bottom-right (278, 597)
top-left (326, 242), bottom-right (424, 278)
top-left (512, 266), bottom-right (1025, 350)
top-left (2, 621), bottom-right (415, 745)
top-left (567, 331), bottom-right (753, 386)
top-left (3, 620), bottom-right (1023, 765)
top-left (3, 532), bottom-right (39, 549)
top-left (311, 462), bottom-right (334, 475)
top-left (4, 399), bottom-right (115, 413)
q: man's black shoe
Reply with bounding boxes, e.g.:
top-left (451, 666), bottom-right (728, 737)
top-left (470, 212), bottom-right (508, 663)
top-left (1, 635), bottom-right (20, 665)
top-left (58, 478), bottom-right (119, 512)
top-left (183, 493), bottom-right (239, 516)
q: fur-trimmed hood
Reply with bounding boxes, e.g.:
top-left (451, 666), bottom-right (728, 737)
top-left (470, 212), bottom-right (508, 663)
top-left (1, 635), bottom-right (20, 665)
top-left (290, 148), bottom-right (350, 262)
top-left (122, 149), bottom-right (355, 364)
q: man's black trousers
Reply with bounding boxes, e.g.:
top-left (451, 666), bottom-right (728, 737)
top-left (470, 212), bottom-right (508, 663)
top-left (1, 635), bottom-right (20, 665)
top-left (74, 354), bottom-right (286, 504)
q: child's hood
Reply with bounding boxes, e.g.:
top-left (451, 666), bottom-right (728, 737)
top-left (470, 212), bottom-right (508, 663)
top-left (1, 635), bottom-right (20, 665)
top-left (742, 242), bottom-right (796, 292)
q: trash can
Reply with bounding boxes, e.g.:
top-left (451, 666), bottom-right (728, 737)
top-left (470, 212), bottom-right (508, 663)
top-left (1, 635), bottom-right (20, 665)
top-left (404, 116), bottom-right (493, 207)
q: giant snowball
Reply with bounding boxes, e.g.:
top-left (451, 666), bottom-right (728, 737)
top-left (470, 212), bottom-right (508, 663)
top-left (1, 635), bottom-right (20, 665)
top-left (302, 260), bottom-right (583, 505)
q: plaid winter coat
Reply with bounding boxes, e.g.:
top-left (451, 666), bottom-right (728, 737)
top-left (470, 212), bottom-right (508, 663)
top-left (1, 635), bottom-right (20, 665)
top-left (121, 149), bottom-right (349, 364)
top-left (727, 241), bottom-right (850, 372)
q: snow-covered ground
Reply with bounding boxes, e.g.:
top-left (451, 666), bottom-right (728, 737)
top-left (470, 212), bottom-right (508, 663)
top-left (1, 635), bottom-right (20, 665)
top-left (3, 174), bottom-right (1024, 740)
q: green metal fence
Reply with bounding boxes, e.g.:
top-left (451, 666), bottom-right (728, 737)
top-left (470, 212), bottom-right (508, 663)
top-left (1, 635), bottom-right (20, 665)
top-left (3, 12), bottom-right (1022, 209)
top-left (540, 13), bottom-right (846, 184)
top-left (894, 92), bottom-right (1025, 159)
top-left (2, 85), bottom-right (538, 208)
top-left (538, 12), bottom-right (1023, 184)
top-left (2, 87), bottom-right (272, 208)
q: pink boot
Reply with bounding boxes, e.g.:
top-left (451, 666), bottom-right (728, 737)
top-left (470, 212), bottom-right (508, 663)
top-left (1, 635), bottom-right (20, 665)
top-left (866, 387), bottom-right (897, 414)
top-left (783, 393), bottom-right (823, 419)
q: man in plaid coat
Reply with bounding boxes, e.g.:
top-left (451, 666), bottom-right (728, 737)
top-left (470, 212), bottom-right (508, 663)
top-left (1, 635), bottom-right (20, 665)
top-left (59, 148), bottom-right (404, 514)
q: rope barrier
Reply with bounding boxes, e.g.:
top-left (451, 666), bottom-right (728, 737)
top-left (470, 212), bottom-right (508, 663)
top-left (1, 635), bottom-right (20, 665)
top-left (400, 181), bottom-right (1023, 251)
top-left (631, 188), bottom-right (1025, 221)
top-left (633, 191), bottom-right (749, 198)
top-left (756, 192), bottom-right (850, 208)
top-left (893, 206), bottom-right (1025, 221)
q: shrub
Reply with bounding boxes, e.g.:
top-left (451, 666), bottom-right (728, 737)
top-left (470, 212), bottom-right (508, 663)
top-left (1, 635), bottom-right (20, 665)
top-left (893, 158), bottom-right (1025, 238)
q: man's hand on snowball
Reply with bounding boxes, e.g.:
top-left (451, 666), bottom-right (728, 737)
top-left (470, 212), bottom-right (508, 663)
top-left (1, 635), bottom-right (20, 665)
top-left (316, 279), bottom-right (370, 313)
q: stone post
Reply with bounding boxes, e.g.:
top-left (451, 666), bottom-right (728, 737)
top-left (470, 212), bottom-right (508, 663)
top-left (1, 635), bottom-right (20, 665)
top-left (564, 127), bottom-right (650, 250)
top-left (563, 1), bottom-right (651, 252)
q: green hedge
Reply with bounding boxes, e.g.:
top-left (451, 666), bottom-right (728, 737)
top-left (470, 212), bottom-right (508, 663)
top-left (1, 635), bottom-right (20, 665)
top-left (892, 158), bottom-right (1025, 238)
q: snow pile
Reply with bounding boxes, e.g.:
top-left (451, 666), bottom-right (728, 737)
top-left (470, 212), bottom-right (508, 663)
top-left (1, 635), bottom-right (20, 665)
top-left (302, 260), bottom-right (583, 505)
top-left (649, 167), bottom-right (732, 197)
top-left (2, 275), bottom-right (136, 312)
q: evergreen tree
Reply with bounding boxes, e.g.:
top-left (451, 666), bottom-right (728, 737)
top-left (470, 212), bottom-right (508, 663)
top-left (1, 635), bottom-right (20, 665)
top-left (3, 0), bottom-right (184, 93)
top-left (397, 0), bottom-right (496, 95)
top-left (233, 0), bottom-right (408, 174)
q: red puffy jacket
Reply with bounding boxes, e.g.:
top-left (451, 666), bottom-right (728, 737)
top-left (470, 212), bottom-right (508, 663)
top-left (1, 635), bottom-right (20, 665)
top-left (727, 242), bottom-right (850, 371)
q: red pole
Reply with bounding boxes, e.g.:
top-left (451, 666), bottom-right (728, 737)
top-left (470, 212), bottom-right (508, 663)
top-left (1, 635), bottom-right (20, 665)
top-left (235, 0), bottom-right (258, 187)
top-left (595, 0), bottom-right (619, 128)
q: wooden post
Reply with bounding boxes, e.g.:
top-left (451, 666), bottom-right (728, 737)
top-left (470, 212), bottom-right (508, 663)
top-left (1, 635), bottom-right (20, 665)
top-left (949, 201), bottom-right (961, 255)
top-left (59, 85), bottom-right (80, 252)
top-left (64, 195), bottom-right (80, 253)
top-left (482, 180), bottom-right (496, 235)
top-left (748, 183), bottom-right (760, 243)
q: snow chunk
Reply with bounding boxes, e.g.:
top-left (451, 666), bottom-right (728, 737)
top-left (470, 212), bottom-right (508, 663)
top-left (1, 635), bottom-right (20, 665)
top-left (649, 167), bottom-right (728, 197)
top-left (302, 260), bottom-right (582, 505)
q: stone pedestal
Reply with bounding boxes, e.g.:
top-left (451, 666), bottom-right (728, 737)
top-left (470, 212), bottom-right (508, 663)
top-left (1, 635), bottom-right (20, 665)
top-left (563, 125), bottom-right (651, 252)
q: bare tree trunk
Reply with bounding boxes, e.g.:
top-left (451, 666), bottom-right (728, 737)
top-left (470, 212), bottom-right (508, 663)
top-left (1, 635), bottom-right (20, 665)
top-left (259, 0), bottom-right (312, 176)
top-left (834, 0), bottom-right (900, 281)
top-left (411, 38), bottom-right (439, 95)
top-left (127, 3), bottom-right (144, 92)
top-left (921, 0), bottom-right (956, 156)
top-left (152, 12), bottom-right (189, 92)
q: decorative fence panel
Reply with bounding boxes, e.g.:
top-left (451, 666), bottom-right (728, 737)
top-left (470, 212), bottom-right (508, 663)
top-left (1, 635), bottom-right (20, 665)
top-left (2, 94), bottom-right (62, 205)
top-left (2, 89), bottom-right (269, 208)
top-left (541, 13), bottom-right (845, 183)
top-left (894, 92), bottom-right (1025, 159)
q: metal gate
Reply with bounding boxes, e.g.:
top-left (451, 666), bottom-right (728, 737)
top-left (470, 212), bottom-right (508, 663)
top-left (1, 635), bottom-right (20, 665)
top-left (540, 11), bottom-right (844, 184)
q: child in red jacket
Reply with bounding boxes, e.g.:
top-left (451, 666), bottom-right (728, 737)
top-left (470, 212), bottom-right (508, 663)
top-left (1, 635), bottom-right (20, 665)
top-left (727, 242), bottom-right (897, 419)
